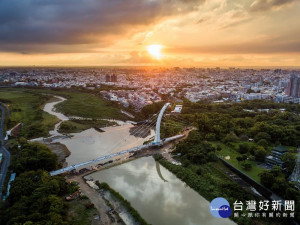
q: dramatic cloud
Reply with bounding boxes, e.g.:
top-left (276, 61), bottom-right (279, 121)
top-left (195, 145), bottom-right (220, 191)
top-left (250, 0), bottom-right (296, 11)
top-left (0, 0), bottom-right (204, 52)
top-left (0, 0), bottom-right (299, 66)
top-left (166, 39), bottom-right (300, 54)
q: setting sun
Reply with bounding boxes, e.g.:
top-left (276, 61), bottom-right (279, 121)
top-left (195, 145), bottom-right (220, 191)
top-left (147, 44), bottom-right (163, 60)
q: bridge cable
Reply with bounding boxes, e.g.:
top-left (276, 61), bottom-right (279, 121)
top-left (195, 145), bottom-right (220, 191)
top-left (99, 112), bottom-right (160, 157)
top-left (108, 113), bottom-right (160, 153)
top-left (54, 113), bottom-right (161, 174)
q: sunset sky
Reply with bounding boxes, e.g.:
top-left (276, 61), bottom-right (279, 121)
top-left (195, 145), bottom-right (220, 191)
top-left (0, 0), bottom-right (300, 67)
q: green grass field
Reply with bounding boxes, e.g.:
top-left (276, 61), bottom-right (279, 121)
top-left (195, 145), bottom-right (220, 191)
top-left (24, 89), bottom-right (127, 120)
top-left (0, 89), bottom-right (59, 138)
top-left (0, 88), bottom-right (127, 138)
top-left (211, 142), bottom-right (266, 183)
top-left (58, 119), bottom-right (117, 134)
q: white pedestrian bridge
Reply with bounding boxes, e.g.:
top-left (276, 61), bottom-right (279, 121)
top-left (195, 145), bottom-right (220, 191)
top-left (50, 103), bottom-right (184, 176)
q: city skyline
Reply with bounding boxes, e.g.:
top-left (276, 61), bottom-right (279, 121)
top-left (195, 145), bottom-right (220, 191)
top-left (0, 0), bottom-right (300, 67)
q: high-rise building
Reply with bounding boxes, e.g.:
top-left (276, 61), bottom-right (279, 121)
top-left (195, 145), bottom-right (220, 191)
top-left (286, 73), bottom-right (300, 97)
top-left (111, 74), bottom-right (117, 82)
top-left (105, 74), bottom-right (117, 82)
top-left (105, 74), bottom-right (111, 82)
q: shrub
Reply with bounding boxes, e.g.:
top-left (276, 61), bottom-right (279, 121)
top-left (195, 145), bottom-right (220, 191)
top-left (238, 143), bottom-right (249, 154)
top-left (241, 161), bottom-right (252, 171)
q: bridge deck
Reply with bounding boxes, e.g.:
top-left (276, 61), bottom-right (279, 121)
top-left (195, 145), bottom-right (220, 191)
top-left (50, 134), bottom-right (184, 176)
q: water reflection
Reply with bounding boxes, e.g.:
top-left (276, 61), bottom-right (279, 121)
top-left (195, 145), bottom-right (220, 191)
top-left (87, 157), bottom-right (236, 225)
top-left (156, 161), bottom-right (168, 182)
top-left (57, 125), bottom-right (155, 165)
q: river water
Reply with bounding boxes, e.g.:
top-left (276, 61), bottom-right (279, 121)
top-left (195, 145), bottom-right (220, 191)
top-left (42, 96), bottom-right (154, 165)
top-left (43, 96), bottom-right (236, 225)
top-left (86, 157), bottom-right (235, 225)
top-left (60, 125), bottom-right (154, 165)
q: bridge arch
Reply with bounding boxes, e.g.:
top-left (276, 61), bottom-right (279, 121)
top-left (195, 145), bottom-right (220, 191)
top-left (153, 103), bottom-right (170, 144)
top-left (50, 102), bottom-right (183, 176)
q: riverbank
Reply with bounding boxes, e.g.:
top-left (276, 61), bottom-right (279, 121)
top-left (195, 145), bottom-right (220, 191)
top-left (66, 175), bottom-right (125, 225)
top-left (58, 119), bottom-right (117, 134)
top-left (45, 142), bottom-right (70, 167)
top-left (95, 182), bottom-right (149, 225)
top-left (85, 155), bottom-right (235, 225)
top-left (155, 155), bottom-right (287, 225)
top-left (67, 197), bottom-right (101, 225)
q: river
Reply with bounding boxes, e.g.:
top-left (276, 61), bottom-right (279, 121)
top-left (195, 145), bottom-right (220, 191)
top-left (86, 157), bottom-right (235, 225)
top-left (42, 96), bottom-right (236, 225)
top-left (42, 96), bottom-right (154, 165)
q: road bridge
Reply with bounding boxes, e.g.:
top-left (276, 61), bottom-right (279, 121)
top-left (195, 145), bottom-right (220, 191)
top-left (50, 103), bottom-right (185, 176)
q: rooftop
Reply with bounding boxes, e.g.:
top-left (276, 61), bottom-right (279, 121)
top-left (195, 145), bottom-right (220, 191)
top-left (272, 145), bottom-right (288, 153)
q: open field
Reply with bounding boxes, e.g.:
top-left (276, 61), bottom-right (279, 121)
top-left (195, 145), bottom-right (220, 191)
top-left (0, 89), bottom-right (59, 138)
top-left (23, 88), bottom-right (127, 120)
top-left (68, 198), bottom-right (100, 225)
top-left (0, 88), bottom-right (128, 138)
top-left (211, 141), bottom-right (266, 183)
top-left (58, 119), bottom-right (117, 134)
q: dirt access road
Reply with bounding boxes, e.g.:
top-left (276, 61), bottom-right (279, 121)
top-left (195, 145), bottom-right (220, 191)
top-left (68, 176), bottom-right (123, 225)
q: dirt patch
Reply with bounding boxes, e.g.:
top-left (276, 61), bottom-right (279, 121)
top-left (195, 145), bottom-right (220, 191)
top-left (46, 142), bottom-right (70, 167)
top-left (67, 198), bottom-right (101, 225)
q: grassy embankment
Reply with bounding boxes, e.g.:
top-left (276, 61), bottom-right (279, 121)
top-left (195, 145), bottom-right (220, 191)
top-left (155, 155), bottom-right (280, 225)
top-left (96, 181), bottom-right (150, 225)
top-left (211, 141), bottom-right (296, 183)
top-left (211, 141), bottom-right (266, 183)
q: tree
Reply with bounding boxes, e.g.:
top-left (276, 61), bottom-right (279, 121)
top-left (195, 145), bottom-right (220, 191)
top-left (285, 187), bottom-right (299, 200)
top-left (236, 156), bottom-right (243, 163)
top-left (257, 139), bottom-right (268, 149)
top-left (238, 143), bottom-right (249, 154)
top-left (223, 131), bottom-right (239, 143)
top-left (239, 134), bottom-right (249, 141)
top-left (4, 170), bottom-right (70, 225)
top-left (241, 161), bottom-right (252, 171)
top-left (205, 133), bottom-right (216, 141)
top-left (254, 146), bottom-right (267, 162)
top-left (13, 142), bottom-right (58, 173)
top-left (140, 102), bottom-right (165, 119)
top-left (259, 171), bottom-right (276, 188)
top-left (270, 166), bottom-right (282, 176)
top-left (281, 153), bottom-right (297, 175)
top-left (271, 177), bottom-right (288, 195)
top-left (254, 132), bottom-right (271, 142)
top-left (236, 155), bottom-right (247, 163)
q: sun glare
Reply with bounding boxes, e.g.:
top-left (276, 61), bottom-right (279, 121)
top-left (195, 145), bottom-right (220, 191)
top-left (147, 44), bottom-right (163, 60)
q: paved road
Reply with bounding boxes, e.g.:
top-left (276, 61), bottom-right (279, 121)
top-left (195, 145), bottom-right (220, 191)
top-left (0, 104), bottom-right (10, 199)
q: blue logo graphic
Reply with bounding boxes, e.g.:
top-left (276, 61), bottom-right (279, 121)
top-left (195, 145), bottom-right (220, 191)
top-left (210, 197), bottom-right (232, 218)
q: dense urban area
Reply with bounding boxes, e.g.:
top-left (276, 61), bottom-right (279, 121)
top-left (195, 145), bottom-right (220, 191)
top-left (1, 67), bottom-right (300, 110)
